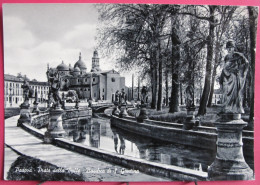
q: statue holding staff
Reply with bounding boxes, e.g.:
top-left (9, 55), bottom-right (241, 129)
top-left (219, 40), bottom-right (249, 114)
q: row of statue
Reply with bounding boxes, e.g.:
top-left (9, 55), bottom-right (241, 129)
top-left (21, 40), bottom-right (248, 114)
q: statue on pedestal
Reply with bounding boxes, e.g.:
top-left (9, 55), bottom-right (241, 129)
top-left (45, 67), bottom-right (66, 143)
top-left (219, 40), bottom-right (249, 114)
top-left (18, 79), bottom-right (33, 126)
top-left (208, 40), bottom-right (253, 180)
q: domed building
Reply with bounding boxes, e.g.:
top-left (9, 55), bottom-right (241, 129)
top-left (56, 61), bottom-right (69, 76)
top-left (74, 52), bottom-right (87, 74)
top-left (52, 51), bottom-right (126, 102)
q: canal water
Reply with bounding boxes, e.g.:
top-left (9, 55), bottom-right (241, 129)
top-left (64, 115), bottom-right (217, 173)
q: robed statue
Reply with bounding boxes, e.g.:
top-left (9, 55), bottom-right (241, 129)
top-left (185, 85), bottom-right (194, 109)
top-left (120, 88), bottom-right (126, 104)
top-left (219, 40), bottom-right (249, 114)
top-left (141, 86), bottom-right (148, 104)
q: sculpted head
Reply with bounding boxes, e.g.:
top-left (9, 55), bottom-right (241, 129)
top-left (226, 40), bottom-right (235, 54)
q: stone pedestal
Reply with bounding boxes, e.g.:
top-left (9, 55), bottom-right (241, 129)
top-left (137, 104), bottom-right (148, 122)
top-left (44, 108), bottom-right (67, 144)
top-left (32, 102), bottom-right (40, 115)
top-left (17, 102), bottom-right (31, 127)
top-left (119, 103), bottom-right (128, 118)
top-left (183, 107), bottom-right (196, 130)
top-left (208, 113), bottom-right (254, 180)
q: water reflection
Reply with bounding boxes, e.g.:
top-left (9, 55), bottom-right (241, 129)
top-left (112, 129), bottom-right (126, 154)
top-left (89, 123), bottom-right (101, 148)
top-left (65, 117), bottom-right (217, 172)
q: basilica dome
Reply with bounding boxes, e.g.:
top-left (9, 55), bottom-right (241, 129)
top-left (74, 52), bottom-right (86, 71)
top-left (57, 61), bottom-right (69, 71)
top-left (74, 66), bottom-right (80, 72)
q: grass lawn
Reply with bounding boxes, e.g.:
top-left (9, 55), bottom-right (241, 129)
top-left (4, 107), bottom-right (48, 119)
top-left (4, 108), bottom-right (20, 119)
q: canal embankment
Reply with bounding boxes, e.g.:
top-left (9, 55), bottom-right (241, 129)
top-left (5, 115), bottom-right (170, 181)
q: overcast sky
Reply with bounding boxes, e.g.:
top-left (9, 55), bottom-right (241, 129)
top-left (3, 3), bottom-right (134, 86)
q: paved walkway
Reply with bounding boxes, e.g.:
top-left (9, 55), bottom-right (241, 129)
top-left (4, 115), bottom-right (168, 182)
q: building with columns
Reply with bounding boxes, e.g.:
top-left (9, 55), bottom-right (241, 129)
top-left (53, 51), bottom-right (125, 102)
top-left (4, 74), bottom-right (49, 107)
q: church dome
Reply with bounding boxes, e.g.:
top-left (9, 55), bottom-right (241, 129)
top-left (74, 52), bottom-right (86, 70)
top-left (57, 61), bottom-right (69, 71)
top-left (74, 66), bottom-right (80, 72)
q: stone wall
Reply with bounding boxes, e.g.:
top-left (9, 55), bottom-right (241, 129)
top-left (31, 113), bottom-right (49, 129)
top-left (110, 115), bottom-right (254, 157)
top-left (30, 108), bottom-right (92, 129)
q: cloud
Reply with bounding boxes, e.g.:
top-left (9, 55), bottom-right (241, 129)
top-left (3, 16), bottom-right (36, 48)
top-left (3, 4), bottom-right (102, 82)
top-left (63, 23), bottom-right (97, 50)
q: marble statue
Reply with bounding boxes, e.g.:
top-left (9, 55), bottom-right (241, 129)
top-left (120, 88), bottom-right (126, 104)
top-left (141, 86), bottom-right (148, 104)
top-left (115, 90), bottom-right (120, 103)
top-left (219, 40), bottom-right (249, 114)
top-left (185, 85), bottom-right (194, 109)
top-left (46, 68), bottom-right (63, 109)
top-left (21, 80), bottom-right (30, 103)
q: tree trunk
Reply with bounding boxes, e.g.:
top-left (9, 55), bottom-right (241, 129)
top-left (151, 56), bottom-right (158, 109)
top-left (165, 69), bottom-right (169, 107)
top-left (169, 25), bottom-right (181, 113)
top-left (157, 41), bottom-right (163, 111)
top-left (207, 41), bottom-right (221, 107)
top-left (198, 6), bottom-right (216, 116)
top-left (248, 6), bottom-right (257, 129)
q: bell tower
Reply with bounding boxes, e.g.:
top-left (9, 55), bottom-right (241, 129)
top-left (91, 50), bottom-right (101, 72)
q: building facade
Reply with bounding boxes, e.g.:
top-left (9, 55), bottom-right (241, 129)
top-left (53, 51), bottom-right (125, 102)
top-left (4, 74), bottom-right (49, 107)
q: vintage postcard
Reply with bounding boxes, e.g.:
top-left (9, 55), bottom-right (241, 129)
top-left (3, 3), bottom-right (258, 181)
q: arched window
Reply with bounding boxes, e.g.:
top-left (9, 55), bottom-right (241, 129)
top-left (111, 78), bottom-right (115, 82)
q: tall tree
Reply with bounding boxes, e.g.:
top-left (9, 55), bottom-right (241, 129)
top-left (248, 6), bottom-right (258, 129)
top-left (207, 6), bottom-right (236, 107)
top-left (197, 5), bottom-right (217, 115)
top-left (169, 25), bottom-right (181, 113)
